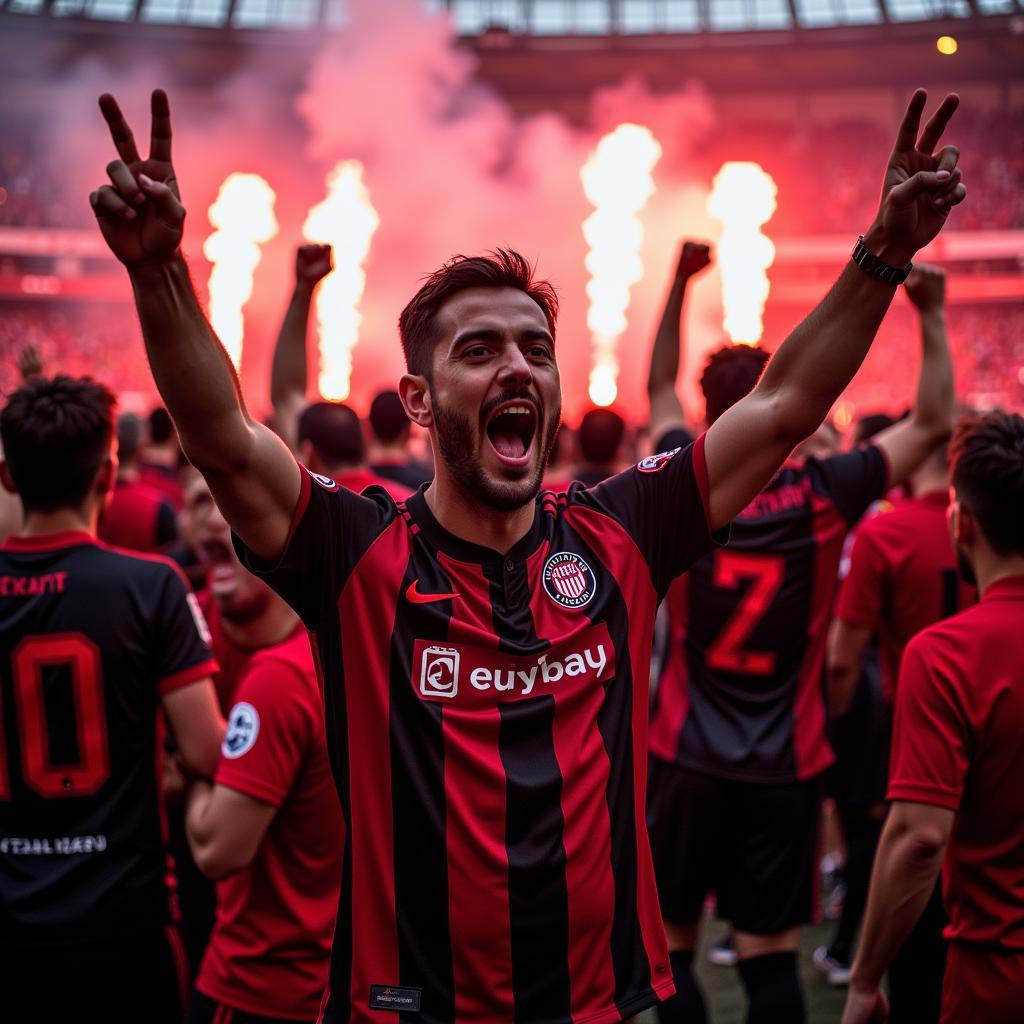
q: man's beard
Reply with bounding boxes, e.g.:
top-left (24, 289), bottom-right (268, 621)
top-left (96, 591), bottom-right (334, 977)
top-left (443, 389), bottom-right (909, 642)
top-left (955, 544), bottom-right (977, 587)
top-left (217, 579), bottom-right (273, 625)
top-left (433, 393), bottom-right (559, 513)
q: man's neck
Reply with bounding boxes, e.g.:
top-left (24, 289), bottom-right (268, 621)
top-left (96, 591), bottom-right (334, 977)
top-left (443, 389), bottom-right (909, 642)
top-left (143, 445), bottom-right (177, 470)
top-left (909, 472), bottom-right (947, 498)
top-left (424, 477), bottom-right (535, 556)
top-left (22, 506), bottom-right (96, 538)
top-left (219, 598), bottom-right (298, 650)
top-left (368, 442), bottom-right (411, 463)
top-left (975, 555), bottom-right (1024, 598)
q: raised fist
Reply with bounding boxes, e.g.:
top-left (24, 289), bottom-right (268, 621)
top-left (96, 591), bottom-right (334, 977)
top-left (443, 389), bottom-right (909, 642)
top-left (904, 264), bottom-right (946, 312)
top-left (295, 244), bottom-right (333, 287)
top-left (90, 90), bottom-right (185, 268)
top-left (677, 241), bottom-right (712, 281)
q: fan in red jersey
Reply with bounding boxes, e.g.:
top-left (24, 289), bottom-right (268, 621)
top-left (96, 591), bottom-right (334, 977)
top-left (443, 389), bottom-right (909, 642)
top-left (90, 86), bottom-right (966, 1024)
top-left (0, 375), bottom-right (222, 1023)
top-left (97, 410), bottom-right (179, 553)
top-left (181, 474), bottom-right (343, 1024)
top-left (843, 411), bottom-right (1024, 1024)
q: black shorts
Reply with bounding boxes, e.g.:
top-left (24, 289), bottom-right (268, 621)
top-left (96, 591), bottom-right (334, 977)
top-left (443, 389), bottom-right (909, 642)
top-left (187, 991), bottom-right (309, 1024)
top-left (5, 924), bottom-right (188, 1024)
top-left (646, 756), bottom-right (824, 934)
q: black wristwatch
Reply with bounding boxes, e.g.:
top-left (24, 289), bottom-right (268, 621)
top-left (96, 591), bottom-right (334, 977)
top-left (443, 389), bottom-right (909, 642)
top-left (851, 235), bottom-right (912, 286)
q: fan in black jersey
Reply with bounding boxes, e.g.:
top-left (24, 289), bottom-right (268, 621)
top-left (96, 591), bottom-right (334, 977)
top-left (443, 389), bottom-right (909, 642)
top-left (0, 376), bottom-right (224, 1024)
top-left (90, 87), bottom-right (965, 1024)
top-left (646, 257), bottom-right (957, 1022)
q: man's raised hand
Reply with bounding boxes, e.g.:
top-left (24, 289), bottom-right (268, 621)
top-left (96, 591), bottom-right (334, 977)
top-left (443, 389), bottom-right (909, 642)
top-left (874, 90), bottom-right (966, 262)
top-left (904, 264), bottom-right (946, 313)
top-left (90, 89), bottom-right (185, 267)
top-left (677, 241), bottom-right (712, 281)
top-left (295, 244), bottom-right (333, 287)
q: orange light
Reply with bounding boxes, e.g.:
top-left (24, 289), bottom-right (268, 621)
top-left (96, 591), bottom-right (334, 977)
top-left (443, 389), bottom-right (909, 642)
top-left (302, 161), bottom-right (380, 402)
top-left (707, 162), bottom-right (777, 346)
top-left (936, 35), bottom-right (958, 55)
top-left (580, 123), bottom-right (662, 407)
top-left (204, 174), bottom-right (279, 370)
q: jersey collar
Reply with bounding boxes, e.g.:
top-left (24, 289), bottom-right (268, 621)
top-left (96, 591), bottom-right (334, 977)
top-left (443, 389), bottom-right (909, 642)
top-left (404, 489), bottom-right (545, 566)
top-left (1, 530), bottom-right (96, 553)
top-left (983, 574), bottom-right (1024, 603)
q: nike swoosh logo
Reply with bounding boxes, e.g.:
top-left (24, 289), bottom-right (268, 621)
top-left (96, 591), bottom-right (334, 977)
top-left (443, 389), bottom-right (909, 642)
top-left (405, 580), bottom-right (460, 604)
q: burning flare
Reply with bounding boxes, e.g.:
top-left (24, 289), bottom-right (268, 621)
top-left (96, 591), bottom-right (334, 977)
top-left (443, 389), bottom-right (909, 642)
top-left (302, 161), bottom-right (380, 402)
top-left (581, 124), bottom-right (662, 407)
top-left (204, 174), bottom-right (279, 369)
top-left (707, 162), bottom-right (777, 346)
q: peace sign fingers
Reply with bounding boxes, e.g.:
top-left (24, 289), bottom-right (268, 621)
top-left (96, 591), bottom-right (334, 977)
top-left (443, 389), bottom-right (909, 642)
top-left (99, 93), bottom-right (142, 165)
top-left (149, 88), bottom-right (173, 163)
top-left (893, 89), bottom-right (928, 155)
top-left (916, 93), bottom-right (960, 156)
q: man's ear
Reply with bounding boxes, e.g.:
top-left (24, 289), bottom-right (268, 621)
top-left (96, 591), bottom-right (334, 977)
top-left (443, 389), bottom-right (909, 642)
top-left (400, 374), bottom-right (433, 429)
top-left (0, 460), bottom-right (17, 495)
top-left (950, 496), bottom-right (975, 549)
top-left (95, 456), bottom-right (116, 501)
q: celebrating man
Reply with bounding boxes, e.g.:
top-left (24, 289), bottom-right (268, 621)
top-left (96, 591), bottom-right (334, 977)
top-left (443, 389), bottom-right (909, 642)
top-left (90, 87), bottom-right (965, 1023)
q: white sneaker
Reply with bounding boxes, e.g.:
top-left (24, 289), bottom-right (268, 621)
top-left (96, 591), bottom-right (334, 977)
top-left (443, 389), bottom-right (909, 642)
top-left (707, 934), bottom-right (737, 967)
top-left (812, 944), bottom-right (852, 986)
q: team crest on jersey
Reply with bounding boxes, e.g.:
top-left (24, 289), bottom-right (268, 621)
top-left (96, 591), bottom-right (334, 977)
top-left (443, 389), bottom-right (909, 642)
top-left (637, 447), bottom-right (681, 474)
top-left (222, 702), bottom-right (260, 759)
top-left (310, 471), bottom-right (339, 492)
top-left (542, 551), bottom-right (597, 609)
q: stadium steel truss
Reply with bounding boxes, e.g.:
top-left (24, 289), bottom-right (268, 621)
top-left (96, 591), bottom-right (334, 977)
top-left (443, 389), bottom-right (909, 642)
top-left (0, 0), bottom-right (1020, 33)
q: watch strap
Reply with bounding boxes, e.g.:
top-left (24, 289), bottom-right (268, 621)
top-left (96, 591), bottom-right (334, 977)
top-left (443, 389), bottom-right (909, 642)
top-left (851, 235), bottom-right (912, 286)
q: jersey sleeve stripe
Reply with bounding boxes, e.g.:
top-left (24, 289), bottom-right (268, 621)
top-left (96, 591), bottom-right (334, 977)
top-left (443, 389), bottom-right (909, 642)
top-left (691, 433), bottom-right (714, 533)
top-left (886, 782), bottom-right (962, 811)
top-left (158, 657), bottom-right (219, 697)
top-left (212, 770), bottom-right (287, 808)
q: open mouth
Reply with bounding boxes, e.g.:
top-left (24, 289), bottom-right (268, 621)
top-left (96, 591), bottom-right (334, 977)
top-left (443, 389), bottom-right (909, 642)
top-left (485, 400), bottom-right (538, 467)
top-left (198, 536), bottom-right (239, 595)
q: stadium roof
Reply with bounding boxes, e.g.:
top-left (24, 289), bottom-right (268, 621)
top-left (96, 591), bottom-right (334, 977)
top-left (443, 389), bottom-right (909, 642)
top-left (2, 0), bottom-right (1020, 32)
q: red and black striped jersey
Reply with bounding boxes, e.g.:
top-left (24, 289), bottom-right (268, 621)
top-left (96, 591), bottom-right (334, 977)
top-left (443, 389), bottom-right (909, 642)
top-left (236, 437), bottom-right (722, 1024)
top-left (0, 531), bottom-right (217, 946)
top-left (649, 446), bottom-right (888, 784)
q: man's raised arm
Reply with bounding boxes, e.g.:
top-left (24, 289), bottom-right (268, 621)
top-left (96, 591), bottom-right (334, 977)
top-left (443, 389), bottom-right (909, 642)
top-left (871, 265), bottom-right (955, 488)
top-left (646, 241), bottom-right (711, 446)
top-left (270, 243), bottom-right (333, 454)
top-left (90, 89), bottom-right (299, 563)
top-left (703, 89), bottom-right (965, 531)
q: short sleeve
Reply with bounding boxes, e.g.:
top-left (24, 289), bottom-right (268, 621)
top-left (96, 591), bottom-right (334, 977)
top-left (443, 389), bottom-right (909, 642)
top-left (887, 633), bottom-right (969, 811)
top-left (836, 524), bottom-right (887, 630)
top-left (806, 445), bottom-right (889, 526)
top-left (214, 656), bottom-right (314, 808)
top-left (233, 463), bottom-right (396, 627)
top-left (579, 433), bottom-right (727, 598)
top-left (151, 563), bottom-right (218, 696)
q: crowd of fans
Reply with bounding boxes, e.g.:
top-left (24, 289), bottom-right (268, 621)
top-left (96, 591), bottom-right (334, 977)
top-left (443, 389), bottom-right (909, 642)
top-left (1, 86), bottom-right (1022, 1024)
top-left (704, 108), bottom-right (1024, 235)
